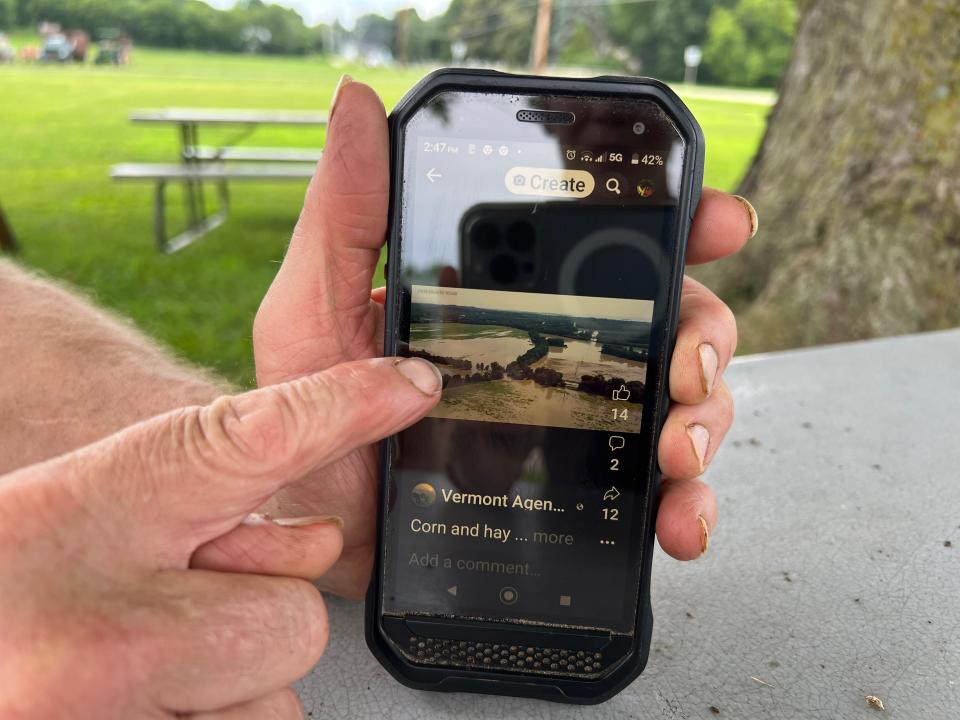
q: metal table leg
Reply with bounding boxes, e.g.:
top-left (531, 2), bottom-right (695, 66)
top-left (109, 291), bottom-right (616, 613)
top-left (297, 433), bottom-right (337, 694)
top-left (179, 122), bottom-right (202, 226)
top-left (153, 177), bottom-right (231, 254)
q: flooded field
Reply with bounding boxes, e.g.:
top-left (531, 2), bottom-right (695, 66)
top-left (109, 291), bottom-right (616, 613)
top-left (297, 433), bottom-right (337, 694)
top-left (536, 336), bottom-right (647, 385)
top-left (410, 323), bottom-right (646, 432)
top-left (410, 323), bottom-right (533, 366)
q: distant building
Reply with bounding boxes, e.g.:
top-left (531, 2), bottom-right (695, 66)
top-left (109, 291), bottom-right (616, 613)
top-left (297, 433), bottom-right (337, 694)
top-left (338, 41), bottom-right (393, 67)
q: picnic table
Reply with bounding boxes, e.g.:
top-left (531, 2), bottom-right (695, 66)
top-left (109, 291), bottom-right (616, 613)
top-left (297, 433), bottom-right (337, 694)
top-left (295, 330), bottom-right (960, 718)
top-left (112, 108), bottom-right (327, 253)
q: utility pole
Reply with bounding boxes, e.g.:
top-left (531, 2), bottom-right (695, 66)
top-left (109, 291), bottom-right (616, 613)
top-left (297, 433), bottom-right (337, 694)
top-left (395, 8), bottom-right (410, 66)
top-left (531, 0), bottom-right (553, 74)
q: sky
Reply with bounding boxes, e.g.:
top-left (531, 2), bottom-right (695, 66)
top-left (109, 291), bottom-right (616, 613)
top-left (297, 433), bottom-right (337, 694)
top-left (204, 0), bottom-right (452, 27)
top-left (412, 286), bottom-right (654, 323)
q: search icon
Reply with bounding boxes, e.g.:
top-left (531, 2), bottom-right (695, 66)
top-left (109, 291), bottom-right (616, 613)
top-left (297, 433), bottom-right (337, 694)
top-left (605, 177), bottom-right (621, 195)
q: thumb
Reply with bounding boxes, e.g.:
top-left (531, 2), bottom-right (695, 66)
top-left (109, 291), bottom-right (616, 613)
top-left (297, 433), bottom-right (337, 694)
top-left (254, 79), bottom-right (389, 384)
top-left (61, 356), bottom-right (441, 563)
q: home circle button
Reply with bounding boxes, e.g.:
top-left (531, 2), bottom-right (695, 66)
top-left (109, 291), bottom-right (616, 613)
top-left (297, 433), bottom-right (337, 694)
top-left (499, 586), bottom-right (519, 605)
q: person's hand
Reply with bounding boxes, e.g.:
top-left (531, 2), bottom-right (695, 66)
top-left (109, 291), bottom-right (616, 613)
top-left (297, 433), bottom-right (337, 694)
top-left (0, 357), bottom-right (441, 719)
top-left (253, 78), bottom-right (756, 596)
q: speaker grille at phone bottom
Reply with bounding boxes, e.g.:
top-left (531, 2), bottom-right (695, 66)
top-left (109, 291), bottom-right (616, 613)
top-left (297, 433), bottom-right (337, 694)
top-left (406, 635), bottom-right (604, 677)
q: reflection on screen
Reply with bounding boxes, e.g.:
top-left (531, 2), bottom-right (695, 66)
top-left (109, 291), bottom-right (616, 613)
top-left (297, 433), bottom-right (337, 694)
top-left (381, 90), bottom-right (685, 636)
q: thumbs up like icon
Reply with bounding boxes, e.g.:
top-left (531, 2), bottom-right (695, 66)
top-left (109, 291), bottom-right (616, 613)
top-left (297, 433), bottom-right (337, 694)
top-left (612, 384), bottom-right (630, 402)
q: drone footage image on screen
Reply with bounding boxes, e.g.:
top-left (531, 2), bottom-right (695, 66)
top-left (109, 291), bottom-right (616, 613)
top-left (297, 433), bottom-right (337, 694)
top-left (408, 285), bottom-right (654, 432)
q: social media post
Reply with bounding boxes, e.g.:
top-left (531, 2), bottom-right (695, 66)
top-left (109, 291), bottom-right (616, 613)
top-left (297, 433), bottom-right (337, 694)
top-left (383, 443), bottom-right (638, 630)
top-left (408, 285), bottom-right (652, 433)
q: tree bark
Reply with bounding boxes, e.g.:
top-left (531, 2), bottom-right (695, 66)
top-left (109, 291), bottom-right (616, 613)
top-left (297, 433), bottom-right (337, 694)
top-left (0, 201), bottom-right (17, 253)
top-left (697, 0), bottom-right (960, 352)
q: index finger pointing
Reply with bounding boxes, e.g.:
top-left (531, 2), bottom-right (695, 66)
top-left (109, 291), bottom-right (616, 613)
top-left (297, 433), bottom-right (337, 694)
top-left (685, 187), bottom-right (758, 265)
top-left (59, 356), bottom-right (442, 561)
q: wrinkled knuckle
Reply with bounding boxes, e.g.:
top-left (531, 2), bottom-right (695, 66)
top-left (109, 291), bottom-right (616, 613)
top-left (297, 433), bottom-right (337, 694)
top-left (127, 410), bottom-right (189, 479)
top-left (191, 390), bottom-right (298, 475)
top-left (302, 364), bottom-right (374, 423)
top-left (290, 373), bottom-right (336, 428)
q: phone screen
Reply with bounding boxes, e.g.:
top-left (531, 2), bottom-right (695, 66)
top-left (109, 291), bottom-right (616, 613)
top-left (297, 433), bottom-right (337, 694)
top-left (381, 89), bottom-right (685, 638)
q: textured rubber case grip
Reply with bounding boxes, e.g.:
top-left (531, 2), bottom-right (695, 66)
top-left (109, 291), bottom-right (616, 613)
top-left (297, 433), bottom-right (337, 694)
top-left (366, 68), bottom-right (705, 704)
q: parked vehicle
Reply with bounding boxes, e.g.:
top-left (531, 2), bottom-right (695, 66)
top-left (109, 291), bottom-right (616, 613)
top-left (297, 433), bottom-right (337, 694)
top-left (94, 29), bottom-right (132, 66)
top-left (39, 30), bottom-right (89, 62)
top-left (40, 33), bottom-right (74, 62)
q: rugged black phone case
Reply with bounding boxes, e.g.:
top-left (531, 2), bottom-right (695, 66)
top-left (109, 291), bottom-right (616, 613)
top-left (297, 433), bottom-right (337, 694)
top-left (366, 68), bottom-right (705, 704)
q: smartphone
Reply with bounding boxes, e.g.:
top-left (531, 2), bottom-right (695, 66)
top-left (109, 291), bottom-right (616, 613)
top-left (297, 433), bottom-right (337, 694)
top-left (366, 69), bottom-right (704, 704)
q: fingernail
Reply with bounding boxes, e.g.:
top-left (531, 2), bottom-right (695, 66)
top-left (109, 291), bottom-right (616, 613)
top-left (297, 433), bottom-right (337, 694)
top-left (697, 514), bottom-right (710, 556)
top-left (698, 343), bottom-right (719, 397)
top-left (687, 423), bottom-right (710, 473)
top-left (242, 513), bottom-right (343, 529)
top-left (272, 515), bottom-right (344, 529)
top-left (732, 195), bottom-right (758, 239)
top-left (396, 357), bottom-right (443, 395)
top-left (329, 74), bottom-right (352, 120)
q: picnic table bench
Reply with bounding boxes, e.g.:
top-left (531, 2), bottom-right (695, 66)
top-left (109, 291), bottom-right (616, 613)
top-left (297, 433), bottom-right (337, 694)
top-left (295, 330), bottom-right (960, 718)
top-left (111, 108), bottom-right (326, 253)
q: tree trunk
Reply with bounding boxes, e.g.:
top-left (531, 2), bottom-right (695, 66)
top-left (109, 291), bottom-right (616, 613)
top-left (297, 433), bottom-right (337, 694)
top-left (0, 201), bottom-right (17, 253)
top-left (697, 0), bottom-right (960, 352)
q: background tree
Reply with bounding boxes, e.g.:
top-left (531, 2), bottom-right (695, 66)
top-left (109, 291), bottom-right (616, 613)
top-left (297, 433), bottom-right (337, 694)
top-left (701, 0), bottom-right (795, 87)
top-left (0, 0), bottom-right (16, 29)
top-left (232, 0), bottom-right (311, 54)
top-left (698, 0), bottom-right (960, 351)
top-left (608, 0), bottom-right (716, 81)
top-left (552, 4), bottom-right (620, 69)
top-left (353, 12), bottom-right (394, 53)
top-left (444, 0), bottom-right (535, 66)
top-left (408, 12), bottom-right (450, 63)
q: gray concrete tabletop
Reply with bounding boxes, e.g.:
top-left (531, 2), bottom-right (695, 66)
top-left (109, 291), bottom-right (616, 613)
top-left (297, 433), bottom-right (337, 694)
top-left (297, 330), bottom-right (960, 718)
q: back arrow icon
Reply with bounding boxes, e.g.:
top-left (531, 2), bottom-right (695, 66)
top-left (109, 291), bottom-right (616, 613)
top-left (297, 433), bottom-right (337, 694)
top-left (426, 168), bottom-right (442, 183)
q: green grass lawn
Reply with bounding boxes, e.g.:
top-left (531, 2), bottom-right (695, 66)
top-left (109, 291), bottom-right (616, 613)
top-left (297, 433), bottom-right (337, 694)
top-left (0, 46), bottom-right (768, 387)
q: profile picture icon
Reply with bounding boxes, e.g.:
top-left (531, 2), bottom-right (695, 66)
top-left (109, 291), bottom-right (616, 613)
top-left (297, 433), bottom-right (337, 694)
top-left (411, 482), bottom-right (437, 507)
